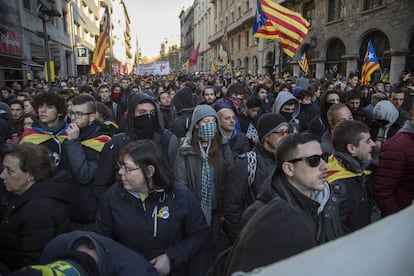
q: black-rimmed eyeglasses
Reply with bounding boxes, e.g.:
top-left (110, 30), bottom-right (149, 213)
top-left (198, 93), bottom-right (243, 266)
top-left (116, 162), bottom-right (141, 173)
top-left (68, 111), bottom-right (93, 118)
top-left (286, 153), bottom-right (329, 167)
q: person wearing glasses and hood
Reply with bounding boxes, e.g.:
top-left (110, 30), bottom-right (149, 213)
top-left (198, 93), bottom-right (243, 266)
top-left (94, 140), bottom-right (208, 276)
top-left (209, 133), bottom-right (342, 275)
top-left (173, 104), bottom-right (234, 275)
top-left (94, 93), bottom-right (179, 202)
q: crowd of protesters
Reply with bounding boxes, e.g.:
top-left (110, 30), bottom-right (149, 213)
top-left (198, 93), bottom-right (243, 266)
top-left (0, 68), bottom-right (413, 275)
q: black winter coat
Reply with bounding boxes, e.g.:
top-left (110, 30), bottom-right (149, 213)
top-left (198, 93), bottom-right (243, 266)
top-left (223, 143), bottom-right (277, 243)
top-left (60, 122), bottom-right (112, 223)
top-left (0, 170), bottom-right (73, 270)
top-left (94, 183), bottom-right (209, 275)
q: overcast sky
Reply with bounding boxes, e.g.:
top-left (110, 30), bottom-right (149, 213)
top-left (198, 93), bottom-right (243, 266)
top-left (123, 0), bottom-right (194, 58)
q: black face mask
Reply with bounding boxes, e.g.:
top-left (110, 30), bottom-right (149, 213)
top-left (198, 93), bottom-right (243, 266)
top-left (280, 111), bottom-right (293, 122)
top-left (133, 114), bottom-right (156, 139)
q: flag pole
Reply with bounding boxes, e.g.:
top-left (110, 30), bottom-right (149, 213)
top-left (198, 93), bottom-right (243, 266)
top-left (278, 42), bottom-right (284, 77)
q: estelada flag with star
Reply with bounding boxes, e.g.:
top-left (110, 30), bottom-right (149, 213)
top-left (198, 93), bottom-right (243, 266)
top-left (361, 40), bottom-right (380, 85)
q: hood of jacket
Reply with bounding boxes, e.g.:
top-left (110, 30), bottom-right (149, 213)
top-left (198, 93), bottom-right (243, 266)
top-left (272, 91), bottom-right (300, 120)
top-left (125, 93), bottom-right (165, 139)
top-left (398, 120), bottom-right (414, 134)
top-left (172, 87), bottom-right (194, 112)
top-left (17, 170), bottom-right (73, 206)
top-left (183, 104), bottom-right (228, 145)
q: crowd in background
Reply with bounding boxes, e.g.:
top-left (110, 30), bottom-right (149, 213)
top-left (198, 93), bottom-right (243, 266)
top-left (0, 68), bottom-right (413, 275)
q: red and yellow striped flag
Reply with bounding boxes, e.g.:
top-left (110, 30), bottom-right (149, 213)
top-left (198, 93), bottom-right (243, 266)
top-left (253, 0), bottom-right (310, 57)
top-left (91, 6), bottom-right (110, 75)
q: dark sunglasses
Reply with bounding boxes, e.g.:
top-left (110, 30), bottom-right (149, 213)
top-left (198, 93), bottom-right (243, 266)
top-left (286, 152), bottom-right (329, 167)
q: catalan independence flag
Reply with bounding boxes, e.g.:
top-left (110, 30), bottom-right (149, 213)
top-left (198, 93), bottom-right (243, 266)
top-left (298, 52), bottom-right (309, 75)
top-left (91, 6), bottom-right (110, 75)
top-left (253, 0), bottom-right (310, 57)
top-left (361, 40), bottom-right (380, 85)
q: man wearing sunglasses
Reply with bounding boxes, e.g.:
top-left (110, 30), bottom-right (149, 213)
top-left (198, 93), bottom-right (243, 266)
top-left (328, 120), bottom-right (377, 234)
top-left (217, 133), bottom-right (342, 275)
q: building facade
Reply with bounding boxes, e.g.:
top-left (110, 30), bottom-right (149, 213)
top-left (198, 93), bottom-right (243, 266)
top-left (187, 0), bottom-right (414, 85)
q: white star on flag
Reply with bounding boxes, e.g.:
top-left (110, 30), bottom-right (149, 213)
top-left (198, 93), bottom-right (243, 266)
top-left (368, 52), bottom-right (374, 60)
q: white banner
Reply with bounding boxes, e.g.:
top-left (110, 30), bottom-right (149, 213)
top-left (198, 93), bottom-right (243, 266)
top-left (136, 61), bottom-right (170, 75)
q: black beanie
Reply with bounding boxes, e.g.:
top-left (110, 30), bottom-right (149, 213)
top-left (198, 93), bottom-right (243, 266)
top-left (257, 113), bottom-right (288, 142)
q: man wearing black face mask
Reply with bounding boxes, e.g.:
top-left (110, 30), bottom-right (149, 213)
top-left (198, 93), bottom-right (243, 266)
top-left (93, 93), bottom-right (179, 202)
top-left (296, 89), bottom-right (319, 132)
top-left (272, 91), bottom-right (300, 130)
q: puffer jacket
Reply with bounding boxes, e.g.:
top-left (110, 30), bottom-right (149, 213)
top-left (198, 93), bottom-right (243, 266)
top-left (0, 170), bottom-right (73, 270)
top-left (375, 121), bottom-right (414, 216)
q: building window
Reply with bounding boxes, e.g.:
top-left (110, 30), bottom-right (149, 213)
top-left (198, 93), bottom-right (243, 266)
top-left (238, 35), bottom-right (241, 50)
top-left (303, 1), bottom-right (314, 25)
top-left (326, 39), bottom-right (346, 77)
top-left (231, 11), bottom-right (234, 22)
top-left (328, 0), bottom-right (341, 22)
top-left (238, 6), bottom-right (242, 18)
top-left (63, 11), bottom-right (68, 33)
top-left (407, 35), bottom-right (414, 72)
top-left (364, 0), bottom-right (384, 10)
top-left (245, 0), bottom-right (250, 11)
top-left (23, 0), bottom-right (30, 10)
top-left (245, 31), bottom-right (249, 48)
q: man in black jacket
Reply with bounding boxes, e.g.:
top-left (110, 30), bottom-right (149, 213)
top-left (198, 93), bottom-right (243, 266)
top-left (217, 133), bottom-right (343, 275)
top-left (223, 113), bottom-right (288, 243)
top-left (327, 120), bottom-right (377, 233)
top-left (60, 95), bottom-right (112, 229)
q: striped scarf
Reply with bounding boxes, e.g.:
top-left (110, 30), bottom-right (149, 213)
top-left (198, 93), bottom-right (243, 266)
top-left (199, 142), bottom-right (212, 225)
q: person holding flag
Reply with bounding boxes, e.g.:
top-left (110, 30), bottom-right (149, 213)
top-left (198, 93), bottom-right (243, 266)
top-left (361, 40), bottom-right (380, 85)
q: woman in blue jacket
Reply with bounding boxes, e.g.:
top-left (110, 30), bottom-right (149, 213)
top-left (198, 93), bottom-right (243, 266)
top-left (94, 139), bottom-right (209, 275)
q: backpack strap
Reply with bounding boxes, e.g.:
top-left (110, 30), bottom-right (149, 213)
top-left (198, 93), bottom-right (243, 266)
top-left (246, 151), bottom-right (257, 186)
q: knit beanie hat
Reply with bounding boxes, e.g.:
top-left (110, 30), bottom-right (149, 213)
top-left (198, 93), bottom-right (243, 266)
top-left (257, 113), bottom-right (288, 142)
top-left (189, 104), bottom-right (218, 132)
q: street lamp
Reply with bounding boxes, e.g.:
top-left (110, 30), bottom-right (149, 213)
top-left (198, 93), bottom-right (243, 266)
top-left (36, 1), bottom-right (61, 86)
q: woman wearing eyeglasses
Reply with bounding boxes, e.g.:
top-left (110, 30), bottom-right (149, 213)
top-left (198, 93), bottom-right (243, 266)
top-left (94, 140), bottom-right (209, 276)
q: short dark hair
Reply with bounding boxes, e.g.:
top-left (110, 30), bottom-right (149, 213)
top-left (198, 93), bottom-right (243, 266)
top-left (296, 89), bottom-right (313, 100)
top-left (117, 140), bottom-right (175, 193)
top-left (227, 83), bottom-right (250, 97)
top-left (1, 143), bottom-right (56, 182)
top-left (245, 96), bottom-right (262, 108)
top-left (96, 102), bottom-right (114, 119)
top-left (276, 132), bottom-right (320, 171)
top-left (8, 99), bottom-right (24, 108)
top-left (332, 120), bottom-right (369, 153)
top-left (346, 90), bottom-right (361, 101)
top-left (98, 84), bottom-right (110, 92)
top-left (71, 94), bottom-right (97, 113)
top-left (33, 92), bottom-right (67, 118)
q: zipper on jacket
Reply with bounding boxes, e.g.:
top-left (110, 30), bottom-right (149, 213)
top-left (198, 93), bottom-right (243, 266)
top-left (152, 205), bottom-right (158, 238)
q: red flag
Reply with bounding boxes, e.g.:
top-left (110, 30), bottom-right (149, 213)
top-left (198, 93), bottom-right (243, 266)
top-left (189, 42), bottom-right (200, 65)
top-left (91, 6), bottom-right (110, 74)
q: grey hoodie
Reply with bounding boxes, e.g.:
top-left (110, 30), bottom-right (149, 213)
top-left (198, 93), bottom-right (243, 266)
top-left (272, 91), bottom-right (300, 124)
